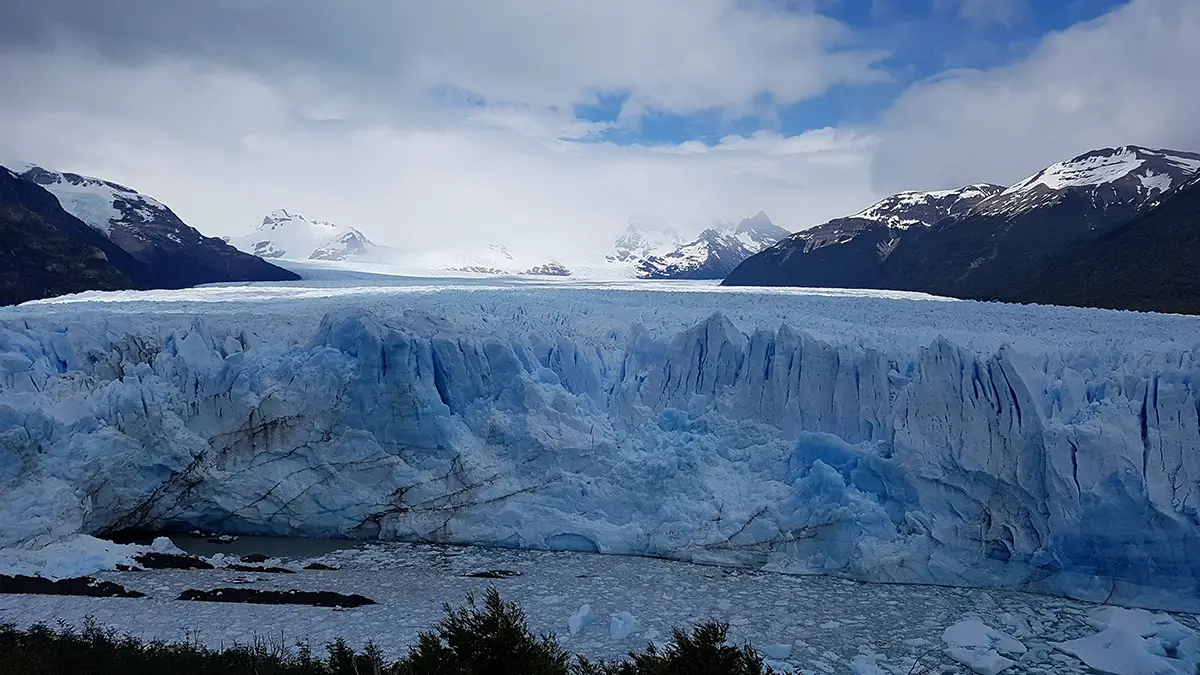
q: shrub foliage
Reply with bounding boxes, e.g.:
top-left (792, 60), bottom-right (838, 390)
top-left (0, 588), bottom-right (788, 675)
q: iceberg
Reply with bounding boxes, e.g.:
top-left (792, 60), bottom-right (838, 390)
top-left (1, 279), bottom-right (1198, 612)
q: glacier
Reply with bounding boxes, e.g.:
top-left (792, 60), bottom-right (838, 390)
top-left (1, 270), bottom-right (1199, 612)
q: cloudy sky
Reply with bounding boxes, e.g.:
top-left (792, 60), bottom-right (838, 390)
top-left (1, 0), bottom-right (1198, 257)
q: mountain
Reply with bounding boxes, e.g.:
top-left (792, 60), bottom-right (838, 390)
top-left (607, 221), bottom-right (683, 263)
top-left (520, 261), bottom-right (571, 276)
top-left (999, 173), bottom-right (1200, 314)
top-left (724, 146), bottom-right (1200, 312)
top-left (723, 185), bottom-right (1002, 288)
top-left (228, 209), bottom-right (383, 262)
top-left (309, 229), bottom-right (383, 262)
top-left (972, 145), bottom-right (1200, 217)
top-left (443, 244), bottom-right (518, 275)
top-left (0, 168), bottom-right (136, 305)
top-left (638, 211), bottom-right (790, 279)
top-left (15, 164), bottom-right (298, 288)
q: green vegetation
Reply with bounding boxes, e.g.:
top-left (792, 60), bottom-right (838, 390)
top-left (0, 589), bottom-right (787, 675)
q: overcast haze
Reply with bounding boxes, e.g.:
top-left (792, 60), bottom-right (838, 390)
top-left (1, 0), bottom-right (1198, 257)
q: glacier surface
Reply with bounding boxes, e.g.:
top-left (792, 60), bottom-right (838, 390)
top-left (1, 269), bottom-right (1199, 611)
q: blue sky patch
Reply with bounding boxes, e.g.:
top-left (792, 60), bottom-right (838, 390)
top-left (575, 0), bottom-right (1128, 146)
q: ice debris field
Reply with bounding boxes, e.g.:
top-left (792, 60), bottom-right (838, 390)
top-left (1, 266), bottom-right (1200, 657)
top-left (5, 537), bottom-right (1200, 675)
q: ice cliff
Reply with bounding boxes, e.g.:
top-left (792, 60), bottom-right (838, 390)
top-left (1, 291), bottom-right (1198, 611)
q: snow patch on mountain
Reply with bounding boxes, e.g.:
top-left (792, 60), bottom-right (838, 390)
top-left (764, 184), bottom-right (1004, 261)
top-left (1014, 149), bottom-right (1146, 192)
top-left (637, 212), bottom-right (789, 279)
top-left (1138, 171), bottom-right (1173, 194)
top-left (608, 221), bottom-right (683, 264)
top-left (849, 184), bottom-right (1004, 230)
top-left (229, 209), bottom-right (349, 260)
top-left (309, 229), bottom-right (382, 262)
top-left (16, 165), bottom-right (169, 236)
top-left (976, 146), bottom-right (1200, 217)
top-left (521, 261), bottom-right (571, 277)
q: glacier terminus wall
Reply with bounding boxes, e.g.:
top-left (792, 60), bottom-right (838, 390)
top-left (1, 278), bottom-right (1198, 612)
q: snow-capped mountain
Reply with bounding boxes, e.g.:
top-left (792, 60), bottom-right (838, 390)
top-left (846, 183), bottom-right (1003, 229)
top-left (638, 211), bottom-right (790, 279)
top-left (724, 145), bottom-right (1200, 313)
top-left (442, 244), bottom-right (515, 274)
top-left (997, 167), bottom-right (1200, 313)
top-left (0, 167), bottom-right (137, 305)
top-left (774, 184), bottom-right (1003, 263)
top-left (607, 221), bottom-right (683, 263)
top-left (974, 145), bottom-right (1200, 217)
top-left (520, 261), bottom-right (571, 277)
top-left (229, 209), bottom-right (383, 262)
top-left (309, 229), bottom-right (383, 262)
top-left (12, 163), bottom-right (298, 290)
top-left (415, 244), bottom-right (573, 277)
top-left (18, 164), bottom-right (207, 253)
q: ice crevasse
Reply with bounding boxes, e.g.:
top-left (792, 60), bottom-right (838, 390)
top-left (0, 304), bottom-right (1198, 611)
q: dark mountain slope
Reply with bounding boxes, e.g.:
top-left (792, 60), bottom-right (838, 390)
top-left (19, 165), bottom-right (300, 288)
top-left (1001, 176), bottom-right (1200, 314)
top-left (722, 185), bottom-right (1002, 288)
top-left (724, 146), bottom-right (1200, 314)
top-left (0, 169), bottom-right (135, 305)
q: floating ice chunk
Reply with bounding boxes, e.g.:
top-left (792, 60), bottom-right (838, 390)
top-left (943, 618), bottom-right (1026, 675)
top-left (759, 644), bottom-right (792, 660)
top-left (849, 654), bottom-right (888, 675)
top-left (609, 612), bottom-right (642, 640)
top-left (568, 604), bottom-right (595, 636)
top-left (1052, 607), bottom-right (1200, 675)
top-left (0, 535), bottom-right (139, 580)
top-left (150, 536), bottom-right (182, 554)
top-left (1000, 613), bottom-right (1032, 639)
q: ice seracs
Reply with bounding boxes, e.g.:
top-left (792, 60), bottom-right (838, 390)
top-left (2, 280), bottom-right (1199, 612)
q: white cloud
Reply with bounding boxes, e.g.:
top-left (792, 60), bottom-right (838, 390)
top-left (1, 0), bottom-right (1198, 260)
top-left (1, 0), bottom-right (887, 119)
top-left (872, 0), bottom-right (1200, 193)
top-left (0, 50), bottom-right (878, 257)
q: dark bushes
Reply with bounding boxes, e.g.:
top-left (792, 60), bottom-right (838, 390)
top-left (0, 589), bottom-right (788, 675)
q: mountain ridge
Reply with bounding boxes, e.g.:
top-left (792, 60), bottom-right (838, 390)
top-left (15, 163), bottom-right (299, 289)
top-left (723, 145), bottom-right (1200, 314)
top-left (636, 212), bottom-right (790, 279)
top-left (0, 168), bottom-right (137, 305)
